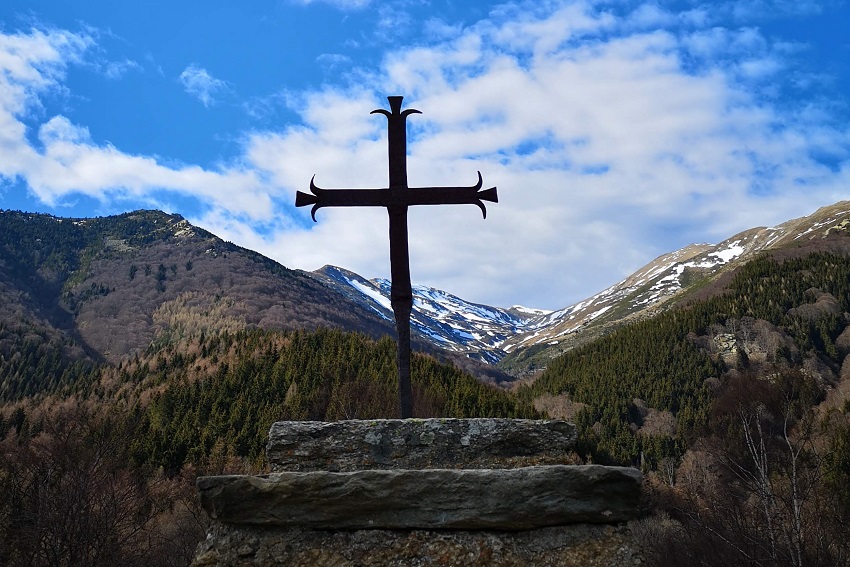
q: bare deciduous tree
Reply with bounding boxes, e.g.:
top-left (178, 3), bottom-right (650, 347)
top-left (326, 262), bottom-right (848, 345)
top-left (0, 400), bottom-right (206, 567)
top-left (641, 369), bottom-right (850, 567)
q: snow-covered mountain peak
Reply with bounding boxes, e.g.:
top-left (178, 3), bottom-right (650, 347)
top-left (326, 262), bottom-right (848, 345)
top-left (509, 305), bottom-right (553, 317)
top-left (311, 267), bottom-right (541, 363)
top-left (498, 202), bottom-right (850, 357)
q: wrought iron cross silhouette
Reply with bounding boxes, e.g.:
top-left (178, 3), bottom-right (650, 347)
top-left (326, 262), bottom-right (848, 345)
top-left (295, 96), bottom-right (497, 418)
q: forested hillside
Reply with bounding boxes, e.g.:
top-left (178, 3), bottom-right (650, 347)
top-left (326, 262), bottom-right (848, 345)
top-left (522, 250), bottom-right (850, 565)
top-left (127, 328), bottom-right (537, 471)
top-left (500, 202), bottom-right (850, 375)
top-left (0, 324), bottom-right (536, 567)
top-left (0, 208), bottom-right (535, 565)
top-left (4, 208), bottom-right (850, 566)
top-left (0, 209), bottom-right (398, 368)
top-left (3, 328), bottom-right (536, 464)
top-left (522, 251), bottom-right (850, 466)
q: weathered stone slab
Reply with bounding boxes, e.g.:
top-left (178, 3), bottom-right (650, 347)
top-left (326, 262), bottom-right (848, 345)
top-left (197, 465), bottom-right (641, 530)
top-left (266, 418), bottom-right (577, 472)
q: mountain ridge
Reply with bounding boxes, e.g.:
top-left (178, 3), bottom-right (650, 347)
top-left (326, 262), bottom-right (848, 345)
top-left (0, 209), bottom-right (394, 365)
top-left (310, 201), bottom-right (850, 373)
top-left (0, 208), bottom-right (511, 393)
top-left (498, 201), bottom-right (850, 372)
top-left (310, 265), bottom-right (546, 364)
top-left (3, 201), bottom-right (850, 382)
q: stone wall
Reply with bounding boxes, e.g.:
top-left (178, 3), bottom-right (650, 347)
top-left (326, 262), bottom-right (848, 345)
top-left (192, 419), bottom-right (644, 566)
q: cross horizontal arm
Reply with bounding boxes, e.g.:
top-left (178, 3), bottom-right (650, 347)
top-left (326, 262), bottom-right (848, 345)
top-left (402, 184), bottom-right (497, 218)
top-left (295, 172), bottom-right (498, 220)
top-left (296, 178), bottom-right (390, 209)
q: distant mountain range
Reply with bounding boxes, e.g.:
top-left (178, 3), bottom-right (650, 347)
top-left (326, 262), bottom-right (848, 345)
top-left (309, 202), bottom-right (850, 373)
top-left (2, 202), bottom-right (850, 379)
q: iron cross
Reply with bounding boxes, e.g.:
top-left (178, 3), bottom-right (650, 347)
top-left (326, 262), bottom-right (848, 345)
top-left (295, 96), bottom-right (497, 418)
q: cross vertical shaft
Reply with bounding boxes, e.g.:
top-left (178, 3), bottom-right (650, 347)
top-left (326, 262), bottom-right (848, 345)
top-left (388, 207), bottom-right (413, 417)
top-left (295, 95), bottom-right (497, 419)
top-left (377, 96), bottom-right (417, 418)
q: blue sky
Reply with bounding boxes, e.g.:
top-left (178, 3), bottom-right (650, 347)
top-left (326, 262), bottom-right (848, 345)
top-left (1, 0), bottom-right (848, 310)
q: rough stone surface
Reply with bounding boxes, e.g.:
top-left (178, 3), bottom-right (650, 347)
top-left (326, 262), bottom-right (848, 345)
top-left (266, 419), bottom-right (577, 472)
top-left (197, 465), bottom-right (642, 530)
top-left (194, 419), bottom-right (643, 566)
top-left (191, 522), bottom-right (645, 567)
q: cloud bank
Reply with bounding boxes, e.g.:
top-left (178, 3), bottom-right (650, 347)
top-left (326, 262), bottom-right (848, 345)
top-left (0, 29), bottom-right (270, 220)
top-left (1, 2), bottom-right (849, 309)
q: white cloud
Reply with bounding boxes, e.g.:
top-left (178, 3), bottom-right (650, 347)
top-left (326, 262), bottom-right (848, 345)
top-left (100, 58), bottom-right (142, 79)
top-left (316, 53), bottom-right (352, 69)
top-left (626, 3), bottom-right (677, 28)
top-left (178, 64), bottom-right (229, 107)
top-left (234, 2), bottom-right (849, 308)
top-left (489, 1), bottom-right (616, 55)
top-left (2, 3), bottom-right (849, 310)
top-left (0, 29), bottom-right (276, 223)
top-left (374, 4), bottom-right (414, 40)
top-left (29, 115), bottom-right (272, 217)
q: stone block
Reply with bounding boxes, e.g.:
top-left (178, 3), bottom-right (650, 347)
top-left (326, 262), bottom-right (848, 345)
top-left (266, 418), bottom-right (577, 472)
top-left (197, 464), bottom-right (642, 530)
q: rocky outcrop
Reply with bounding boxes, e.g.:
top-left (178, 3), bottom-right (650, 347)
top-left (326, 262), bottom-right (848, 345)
top-left (193, 419), bottom-right (644, 567)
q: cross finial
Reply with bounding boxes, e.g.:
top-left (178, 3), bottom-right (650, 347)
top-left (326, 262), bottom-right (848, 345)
top-left (370, 96), bottom-right (421, 188)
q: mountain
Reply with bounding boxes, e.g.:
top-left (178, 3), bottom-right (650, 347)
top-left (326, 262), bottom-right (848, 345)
top-left (310, 265), bottom-right (549, 364)
top-left (5, 206), bottom-right (850, 567)
top-left (499, 201), bottom-right (850, 370)
top-left (0, 210), bottom-right (395, 373)
top-left (311, 202), bottom-right (850, 374)
top-left (0, 209), bottom-right (514, 397)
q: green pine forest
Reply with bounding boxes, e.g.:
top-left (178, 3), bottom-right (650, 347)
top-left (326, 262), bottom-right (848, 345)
top-left (2, 328), bottom-right (538, 471)
top-left (129, 328), bottom-right (539, 472)
top-left (522, 252), bottom-right (850, 465)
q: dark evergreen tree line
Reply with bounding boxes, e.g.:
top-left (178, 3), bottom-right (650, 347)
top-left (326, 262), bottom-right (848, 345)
top-left (126, 328), bottom-right (537, 471)
top-left (0, 322), bottom-right (98, 402)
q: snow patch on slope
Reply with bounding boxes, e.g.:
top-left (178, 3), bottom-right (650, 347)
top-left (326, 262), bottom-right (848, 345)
top-left (350, 279), bottom-right (392, 312)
